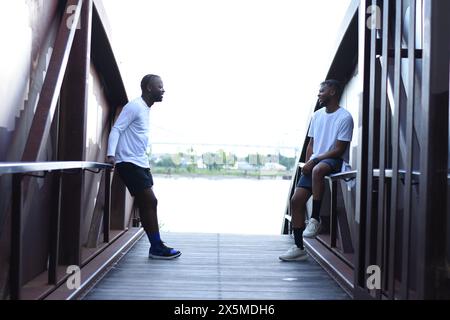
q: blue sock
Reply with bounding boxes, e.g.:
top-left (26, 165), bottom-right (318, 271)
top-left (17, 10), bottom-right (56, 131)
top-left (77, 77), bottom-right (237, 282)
top-left (147, 232), bottom-right (161, 247)
top-left (148, 232), bottom-right (179, 255)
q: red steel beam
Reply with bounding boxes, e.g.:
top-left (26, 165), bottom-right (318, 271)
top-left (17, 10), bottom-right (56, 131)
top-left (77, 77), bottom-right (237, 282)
top-left (21, 0), bottom-right (83, 162)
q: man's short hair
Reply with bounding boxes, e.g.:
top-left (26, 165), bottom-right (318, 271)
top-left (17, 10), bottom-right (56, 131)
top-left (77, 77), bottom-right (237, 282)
top-left (321, 79), bottom-right (343, 99)
top-left (141, 74), bottom-right (160, 92)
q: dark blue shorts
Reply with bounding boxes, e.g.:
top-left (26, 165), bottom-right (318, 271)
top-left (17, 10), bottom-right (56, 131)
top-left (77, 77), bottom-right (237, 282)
top-left (297, 158), bottom-right (343, 191)
top-left (116, 162), bottom-right (153, 196)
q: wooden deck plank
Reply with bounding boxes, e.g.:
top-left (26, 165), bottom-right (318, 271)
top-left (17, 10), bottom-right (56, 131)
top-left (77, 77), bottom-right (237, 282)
top-left (83, 233), bottom-right (350, 300)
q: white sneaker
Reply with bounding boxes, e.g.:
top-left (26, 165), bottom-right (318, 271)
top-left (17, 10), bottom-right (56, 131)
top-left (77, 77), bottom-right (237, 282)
top-left (303, 218), bottom-right (321, 238)
top-left (279, 246), bottom-right (308, 261)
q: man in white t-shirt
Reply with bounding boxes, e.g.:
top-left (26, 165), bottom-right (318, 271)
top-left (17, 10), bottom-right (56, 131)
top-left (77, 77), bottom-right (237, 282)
top-left (280, 80), bottom-right (354, 261)
top-left (106, 74), bottom-right (181, 260)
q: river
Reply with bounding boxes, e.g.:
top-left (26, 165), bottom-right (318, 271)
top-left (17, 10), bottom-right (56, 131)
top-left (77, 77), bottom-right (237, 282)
top-left (152, 176), bottom-right (292, 235)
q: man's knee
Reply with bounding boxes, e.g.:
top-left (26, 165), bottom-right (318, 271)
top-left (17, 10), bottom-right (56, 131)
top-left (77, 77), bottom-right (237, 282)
top-left (137, 189), bottom-right (158, 208)
top-left (149, 196), bottom-right (158, 208)
top-left (290, 196), bottom-right (297, 208)
top-left (312, 165), bottom-right (329, 180)
top-left (146, 190), bottom-right (158, 208)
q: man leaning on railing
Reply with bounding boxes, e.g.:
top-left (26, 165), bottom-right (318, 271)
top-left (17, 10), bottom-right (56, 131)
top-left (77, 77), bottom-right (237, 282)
top-left (106, 74), bottom-right (181, 260)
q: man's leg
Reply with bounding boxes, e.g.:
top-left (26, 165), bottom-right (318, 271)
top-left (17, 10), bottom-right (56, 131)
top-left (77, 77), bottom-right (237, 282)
top-left (279, 187), bottom-right (311, 261)
top-left (290, 187), bottom-right (312, 249)
top-left (311, 162), bottom-right (333, 221)
top-left (135, 188), bottom-right (160, 235)
top-left (302, 162), bottom-right (334, 238)
top-left (135, 188), bottom-right (181, 259)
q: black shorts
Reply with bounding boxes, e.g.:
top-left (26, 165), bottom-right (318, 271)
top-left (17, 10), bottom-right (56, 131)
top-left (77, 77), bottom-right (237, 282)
top-left (116, 162), bottom-right (154, 196)
top-left (297, 158), bottom-right (343, 191)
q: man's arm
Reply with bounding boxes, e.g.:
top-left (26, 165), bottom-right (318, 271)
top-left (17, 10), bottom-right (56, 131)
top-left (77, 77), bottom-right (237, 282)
top-left (306, 138), bottom-right (313, 162)
top-left (301, 138), bottom-right (314, 175)
top-left (302, 140), bottom-right (348, 175)
top-left (106, 128), bottom-right (120, 167)
top-left (107, 128), bottom-right (120, 157)
top-left (106, 105), bottom-right (136, 166)
top-left (314, 140), bottom-right (349, 162)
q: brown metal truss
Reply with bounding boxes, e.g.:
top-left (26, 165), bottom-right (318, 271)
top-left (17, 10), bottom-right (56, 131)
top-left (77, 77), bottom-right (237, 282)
top-left (3, 0), bottom-right (130, 300)
top-left (284, 0), bottom-right (449, 300)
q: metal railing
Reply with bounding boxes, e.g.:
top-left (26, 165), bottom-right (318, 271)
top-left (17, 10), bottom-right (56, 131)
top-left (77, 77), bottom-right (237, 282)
top-left (0, 161), bottom-right (112, 300)
top-left (282, 0), bottom-right (449, 300)
top-left (286, 163), bottom-right (450, 270)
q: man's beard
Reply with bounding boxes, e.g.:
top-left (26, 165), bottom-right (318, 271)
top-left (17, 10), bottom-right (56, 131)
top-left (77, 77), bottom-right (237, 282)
top-left (319, 98), bottom-right (329, 107)
top-left (152, 92), bottom-right (163, 101)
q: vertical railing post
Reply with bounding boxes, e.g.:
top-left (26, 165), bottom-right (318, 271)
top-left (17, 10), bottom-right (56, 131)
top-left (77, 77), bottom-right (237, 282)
top-left (365, 0), bottom-right (381, 297)
top-left (388, 0), bottom-right (403, 300)
top-left (354, 0), bottom-right (372, 297)
top-left (103, 168), bottom-right (111, 243)
top-left (417, 0), bottom-right (449, 300)
top-left (10, 174), bottom-right (23, 300)
top-left (400, 0), bottom-right (416, 300)
top-left (377, 0), bottom-right (390, 299)
top-left (330, 180), bottom-right (338, 248)
top-left (49, 171), bottom-right (62, 285)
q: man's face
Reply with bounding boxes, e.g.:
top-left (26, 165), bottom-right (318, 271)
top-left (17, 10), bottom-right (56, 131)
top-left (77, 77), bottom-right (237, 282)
top-left (147, 77), bottom-right (165, 102)
top-left (317, 84), bottom-right (335, 107)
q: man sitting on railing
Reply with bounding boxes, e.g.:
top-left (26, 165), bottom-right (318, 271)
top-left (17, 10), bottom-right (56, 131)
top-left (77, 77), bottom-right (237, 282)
top-left (279, 80), bottom-right (353, 261)
top-left (106, 74), bottom-right (181, 260)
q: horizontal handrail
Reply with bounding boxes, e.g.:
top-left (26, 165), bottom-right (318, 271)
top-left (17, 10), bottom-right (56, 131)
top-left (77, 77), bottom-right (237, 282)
top-left (0, 161), bottom-right (112, 175)
top-left (297, 162), bottom-right (450, 181)
top-left (375, 169), bottom-right (450, 181)
top-left (374, 169), bottom-right (419, 179)
top-left (328, 170), bottom-right (357, 181)
top-left (7, 161), bottom-right (112, 300)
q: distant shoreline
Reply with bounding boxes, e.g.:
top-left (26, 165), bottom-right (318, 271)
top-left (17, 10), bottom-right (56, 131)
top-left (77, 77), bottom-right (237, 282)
top-left (152, 172), bottom-right (293, 181)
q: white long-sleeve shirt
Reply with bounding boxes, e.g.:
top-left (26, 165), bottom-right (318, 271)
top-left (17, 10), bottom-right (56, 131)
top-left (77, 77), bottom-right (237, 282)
top-left (107, 97), bottom-right (151, 168)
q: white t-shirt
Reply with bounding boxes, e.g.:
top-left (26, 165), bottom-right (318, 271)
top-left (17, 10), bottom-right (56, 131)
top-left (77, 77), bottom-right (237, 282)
top-left (308, 107), bottom-right (354, 163)
top-left (107, 97), bottom-right (151, 168)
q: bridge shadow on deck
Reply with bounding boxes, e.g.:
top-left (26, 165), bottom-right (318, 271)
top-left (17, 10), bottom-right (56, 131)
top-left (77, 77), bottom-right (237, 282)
top-left (82, 233), bottom-right (349, 300)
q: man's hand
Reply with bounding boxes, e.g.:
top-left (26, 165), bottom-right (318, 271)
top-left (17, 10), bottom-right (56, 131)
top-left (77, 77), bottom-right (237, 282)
top-left (106, 156), bottom-right (116, 168)
top-left (302, 159), bottom-right (317, 175)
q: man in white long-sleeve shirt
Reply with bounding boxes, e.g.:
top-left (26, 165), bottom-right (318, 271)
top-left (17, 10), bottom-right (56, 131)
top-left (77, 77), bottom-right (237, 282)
top-left (107, 74), bottom-right (181, 260)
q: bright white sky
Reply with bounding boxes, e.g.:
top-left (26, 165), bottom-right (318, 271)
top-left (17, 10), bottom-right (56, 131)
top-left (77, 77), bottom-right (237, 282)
top-left (102, 0), bottom-right (352, 157)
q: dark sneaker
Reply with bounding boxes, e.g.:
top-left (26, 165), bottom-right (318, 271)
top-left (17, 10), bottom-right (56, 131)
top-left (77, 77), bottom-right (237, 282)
top-left (149, 242), bottom-right (181, 260)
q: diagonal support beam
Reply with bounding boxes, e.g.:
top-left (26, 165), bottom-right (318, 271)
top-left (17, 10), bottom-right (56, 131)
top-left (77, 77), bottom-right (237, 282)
top-left (22, 0), bottom-right (83, 162)
top-left (58, 0), bottom-right (93, 266)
